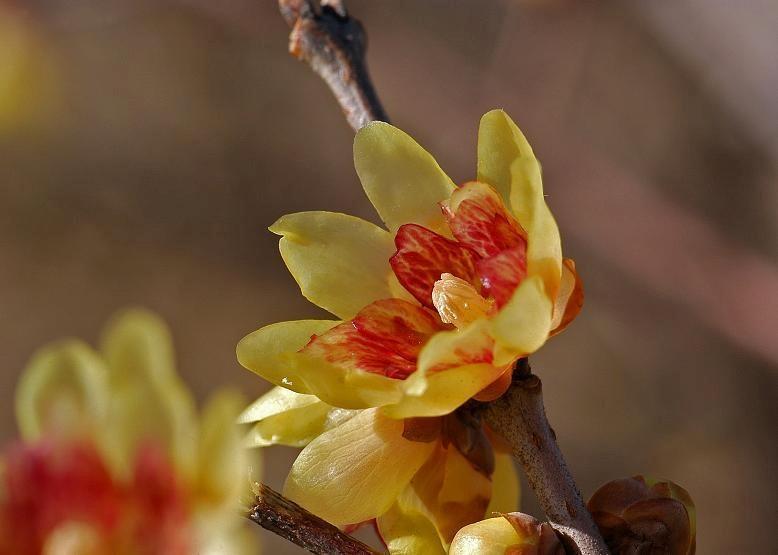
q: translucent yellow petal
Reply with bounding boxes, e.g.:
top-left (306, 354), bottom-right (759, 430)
top-left (270, 211), bottom-right (395, 319)
top-left (477, 109), bottom-right (562, 298)
top-left (489, 275), bottom-right (553, 365)
top-left (449, 517), bottom-right (523, 555)
top-left (378, 495), bottom-right (446, 555)
top-left (397, 444), bottom-right (490, 548)
top-left (382, 363), bottom-right (501, 420)
top-left (102, 377), bottom-right (197, 480)
top-left (237, 320), bottom-right (337, 395)
top-left (354, 121), bottom-right (455, 232)
top-left (382, 319), bottom-right (502, 419)
top-left (238, 386), bottom-right (321, 424)
top-left (43, 521), bottom-right (104, 555)
top-left (550, 258), bottom-right (584, 335)
top-left (287, 352), bottom-right (403, 409)
top-left (239, 386), bottom-right (354, 448)
top-left (284, 408), bottom-right (435, 525)
top-left (15, 340), bottom-right (108, 441)
top-left (100, 308), bottom-right (177, 389)
top-left (238, 320), bottom-right (403, 409)
top-left (195, 389), bottom-right (248, 509)
top-left (243, 400), bottom-right (332, 448)
top-left (486, 453), bottom-right (520, 515)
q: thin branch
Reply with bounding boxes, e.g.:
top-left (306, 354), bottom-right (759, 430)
top-left (247, 482), bottom-right (382, 554)
top-left (480, 360), bottom-right (609, 555)
top-left (278, 0), bottom-right (389, 130)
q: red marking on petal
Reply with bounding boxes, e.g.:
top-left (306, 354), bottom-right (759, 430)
top-left (442, 182), bottom-right (526, 258)
top-left (0, 441), bottom-right (120, 554)
top-left (390, 224), bottom-right (479, 307)
top-left (477, 246), bottom-right (528, 308)
top-left (301, 299), bottom-right (444, 380)
top-left (0, 440), bottom-right (192, 554)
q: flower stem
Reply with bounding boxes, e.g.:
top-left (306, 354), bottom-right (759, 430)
top-left (481, 360), bottom-right (610, 555)
top-left (278, 0), bottom-right (389, 131)
top-left (247, 482), bottom-right (381, 554)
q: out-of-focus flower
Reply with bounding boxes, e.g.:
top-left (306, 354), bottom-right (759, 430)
top-left (238, 109), bottom-right (582, 417)
top-left (240, 387), bottom-right (520, 553)
top-left (0, 6), bottom-right (58, 132)
top-left (587, 475), bottom-right (696, 555)
top-left (238, 110), bottom-right (579, 551)
top-left (449, 512), bottom-right (564, 555)
top-left (0, 309), bottom-right (258, 555)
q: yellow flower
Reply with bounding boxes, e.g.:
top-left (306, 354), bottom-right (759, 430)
top-left (1, 309), bottom-right (258, 554)
top-left (240, 387), bottom-right (520, 553)
top-left (449, 512), bottom-right (564, 555)
top-left (238, 110), bottom-right (580, 551)
top-left (238, 109), bottom-right (582, 417)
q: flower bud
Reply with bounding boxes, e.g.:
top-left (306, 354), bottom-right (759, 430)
top-left (450, 512), bottom-right (564, 555)
top-left (587, 475), bottom-right (696, 554)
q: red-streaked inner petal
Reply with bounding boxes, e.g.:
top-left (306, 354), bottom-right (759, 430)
top-left (442, 182), bottom-right (526, 258)
top-left (477, 246), bottom-right (527, 308)
top-left (390, 224), bottom-right (480, 307)
top-left (301, 299), bottom-right (445, 380)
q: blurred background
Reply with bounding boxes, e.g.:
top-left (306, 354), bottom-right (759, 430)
top-left (1, 0), bottom-right (776, 552)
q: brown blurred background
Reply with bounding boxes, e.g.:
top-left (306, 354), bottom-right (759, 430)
top-left (1, 1), bottom-right (776, 553)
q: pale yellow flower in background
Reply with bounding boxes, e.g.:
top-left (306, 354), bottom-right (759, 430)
top-left (1, 309), bottom-right (259, 554)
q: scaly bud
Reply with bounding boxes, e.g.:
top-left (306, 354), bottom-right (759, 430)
top-left (587, 475), bottom-right (696, 554)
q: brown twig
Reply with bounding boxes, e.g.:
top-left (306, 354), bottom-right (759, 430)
top-left (481, 360), bottom-right (609, 555)
top-left (278, 0), bottom-right (389, 130)
top-left (247, 482), bottom-right (382, 554)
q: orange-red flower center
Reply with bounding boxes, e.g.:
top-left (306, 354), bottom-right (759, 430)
top-left (0, 439), bottom-right (191, 554)
top-left (302, 182), bottom-right (527, 380)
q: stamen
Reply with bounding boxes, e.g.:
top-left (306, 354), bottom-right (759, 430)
top-left (432, 273), bottom-right (493, 329)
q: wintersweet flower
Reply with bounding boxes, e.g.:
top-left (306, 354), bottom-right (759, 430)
top-left (449, 512), bottom-right (564, 555)
top-left (0, 309), bottom-right (258, 554)
top-left (238, 110), bottom-right (579, 551)
top-left (239, 386), bottom-right (520, 554)
top-left (587, 476), bottom-right (696, 555)
top-left (238, 108), bottom-right (582, 417)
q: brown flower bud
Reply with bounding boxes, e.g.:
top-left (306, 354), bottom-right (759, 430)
top-left (587, 475), bottom-right (696, 554)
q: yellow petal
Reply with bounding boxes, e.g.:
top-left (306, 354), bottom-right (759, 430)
top-left (238, 320), bottom-right (403, 409)
top-left (196, 389), bottom-right (249, 509)
top-left (354, 121), bottom-right (455, 232)
top-left (449, 517), bottom-right (523, 555)
top-left (239, 386), bottom-right (320, 423)
top-left (102, 377), bottom-right (196, 480)
top-left (240, 387), bottom-right (338, 448)
top-left (287, 352), bottom-right (403, 409)
top-left (99, 309), bottom-right (198, 479)
top-left (383, 320), bottom-right (506, 419)
top-left (550, 258), bottom-right (584, 335)
top-left (15, 340), bottom-right (108, 441)
top-left (486, 453), bottom-right (520, 515)
top-left (100, 308), bottom-right (177, 389)
top-left (284, 408), bottom-right (435, 525)
top-left (489, 275), bottom-right (553, 365)
top-left (270, 212), bottom-right (395, 319)
top-left (237, 320), bottom-right (337, 395)
top-left (397, 444), bottom-right (490, 548)
top-left (378, 492), bottom-right (447, 555)
top-left (477, 109), bottom-right (562, 298)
